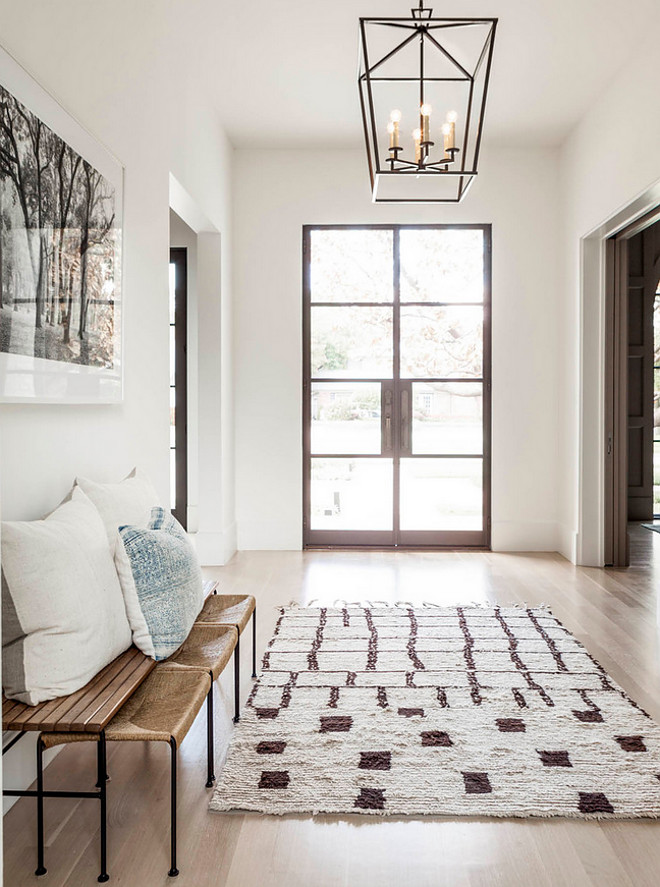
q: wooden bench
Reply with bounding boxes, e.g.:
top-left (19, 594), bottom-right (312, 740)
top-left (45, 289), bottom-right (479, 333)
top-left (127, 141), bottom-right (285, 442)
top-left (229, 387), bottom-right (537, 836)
top-left (2, 579), bottom-right (256, 882)
top-left (2, 645), bottom-right (155, 882)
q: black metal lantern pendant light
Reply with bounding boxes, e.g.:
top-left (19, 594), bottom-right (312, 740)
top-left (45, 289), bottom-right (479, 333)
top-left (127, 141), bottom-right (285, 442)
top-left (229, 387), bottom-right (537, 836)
top-left (358, 1), bottom-right (497, 203)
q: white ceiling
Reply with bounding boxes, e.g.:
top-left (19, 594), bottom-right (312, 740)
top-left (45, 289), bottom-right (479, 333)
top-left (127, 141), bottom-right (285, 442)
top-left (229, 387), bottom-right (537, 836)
top-left (211, 0), bottom-right (657, 149)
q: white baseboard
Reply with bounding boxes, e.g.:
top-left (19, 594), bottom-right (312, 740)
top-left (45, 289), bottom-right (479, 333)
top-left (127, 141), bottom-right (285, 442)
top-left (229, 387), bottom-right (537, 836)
top-left (491, 520), bottom-right (559, 552)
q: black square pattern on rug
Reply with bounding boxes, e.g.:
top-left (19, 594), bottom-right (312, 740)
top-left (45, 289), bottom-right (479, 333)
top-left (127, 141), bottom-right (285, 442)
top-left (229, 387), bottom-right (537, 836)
top-left (256, 708), bottom-right (280, 719)
top-left (462, 772), bottom-right (492, 794)
top-left (355, 788), bottom-right (385, 810)
top-left (616, 735), bottom-right (647, 752)
top-left (578, 792), bottom-right (614, 814)
top-left (256, 741), bottom-right (287, 755)
top-left (573, 709), bottom-right (604, 723)
top-left (538, 750), bottom-right (572, 767)
top-left (421, 730), bottom-right (453, 747)
top-left (319, 716), bottom-right (353, 733)
top-left (496, 718), bottom-right (526, 732)
top-left (359, 752), bottom-right (391, 770)
top-left (258, 771), bottom-right (290, 789)
top-left (398, 708), bottom-right (424, 718)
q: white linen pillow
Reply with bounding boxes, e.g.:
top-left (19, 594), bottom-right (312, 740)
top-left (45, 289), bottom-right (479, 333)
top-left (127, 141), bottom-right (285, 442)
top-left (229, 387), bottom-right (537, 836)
top-left (1, 487), bottom-right (133, 705)
top-left (76, 468), bottom-right (161, 555)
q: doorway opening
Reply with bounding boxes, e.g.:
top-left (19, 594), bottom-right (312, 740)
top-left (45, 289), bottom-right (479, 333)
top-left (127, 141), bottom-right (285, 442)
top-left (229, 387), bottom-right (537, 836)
top-left (302, 224), bottom-right (491, 549)
top-left (604, 209), bottom-right (660, 565)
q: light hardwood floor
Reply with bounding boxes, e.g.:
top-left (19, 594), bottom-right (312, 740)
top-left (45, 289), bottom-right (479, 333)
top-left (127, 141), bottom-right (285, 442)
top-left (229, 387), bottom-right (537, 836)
top-left (5, 527), bottom-right (660, 887)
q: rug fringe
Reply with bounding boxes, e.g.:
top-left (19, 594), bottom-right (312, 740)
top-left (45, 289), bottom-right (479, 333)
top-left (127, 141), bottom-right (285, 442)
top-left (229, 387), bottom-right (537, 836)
top-left (284, 600), bottom-right (553, 611)
top-left (209, 801), bottom-right (660, 822)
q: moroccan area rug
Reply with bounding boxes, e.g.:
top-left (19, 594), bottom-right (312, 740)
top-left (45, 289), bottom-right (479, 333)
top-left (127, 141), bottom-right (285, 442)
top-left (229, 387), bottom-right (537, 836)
top-left (209, 604), bottom-right (660, 818)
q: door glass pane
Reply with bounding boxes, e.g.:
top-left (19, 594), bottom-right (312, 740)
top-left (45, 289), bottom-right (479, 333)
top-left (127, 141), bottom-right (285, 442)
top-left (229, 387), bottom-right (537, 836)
top-left (311, 306), bottom-right (393, 378)
top-left (311, 383), bottom-right (381, 454)
top-left (400, 228), bottom-right (484, 303)
top-left (400, 458), bottom-right (483, 530)
top-left (311, 458), bottom-right (393, 530)
top-left (400, 305), bottom-right (482, 378)
top-left (310, 229), bottom-right (393, 303)
top-left (412, 382), bottom-right (482, 454)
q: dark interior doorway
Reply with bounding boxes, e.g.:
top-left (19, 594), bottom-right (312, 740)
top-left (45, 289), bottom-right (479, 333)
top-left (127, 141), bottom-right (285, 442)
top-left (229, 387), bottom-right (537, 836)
top-left (604, 210), bottom-right (660, 566)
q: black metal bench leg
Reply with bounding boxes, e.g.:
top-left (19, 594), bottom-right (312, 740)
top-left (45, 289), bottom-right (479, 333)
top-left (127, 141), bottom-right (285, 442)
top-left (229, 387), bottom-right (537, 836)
top-left (35, 736), bottom-right (46, 877)
top-left (98, 732), bottom-right (109, 883)
top-left (233, 634), bottom-right (240, 723)
top-left (205, 685), bottom-right (215, 788)
top-left (169, 738), bottom-right (179, 877)
top-left (251, 606), bottom-right (257, 679)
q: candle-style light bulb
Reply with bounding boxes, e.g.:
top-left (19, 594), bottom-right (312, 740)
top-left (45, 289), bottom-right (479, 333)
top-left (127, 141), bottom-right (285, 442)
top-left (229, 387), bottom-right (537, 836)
top-left (442, 122), bottom-right (452, 159)
top-left (420, 103), bottom-right (432, 142)
top-left (387, 121), bottom-right (396, 150)
top-left (413, 127), bottom-right (422, 163)
top-left (388, 110), bottom-right (401, 148)
top-left (445, 110), bottom-right (457, 151)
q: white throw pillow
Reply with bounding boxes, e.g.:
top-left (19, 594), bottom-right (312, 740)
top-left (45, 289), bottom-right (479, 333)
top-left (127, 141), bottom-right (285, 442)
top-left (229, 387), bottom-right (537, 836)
top-left (1, 487), bottom-right (133, 705)
top-left (76, 468), bottom-right (161, 555)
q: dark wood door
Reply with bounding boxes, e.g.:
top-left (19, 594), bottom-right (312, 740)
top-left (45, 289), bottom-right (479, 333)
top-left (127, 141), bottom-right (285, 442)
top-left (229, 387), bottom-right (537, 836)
top-left (627, 224), bottom-right (660, 520)
top-left (302, 224), bottom-right (491, 549)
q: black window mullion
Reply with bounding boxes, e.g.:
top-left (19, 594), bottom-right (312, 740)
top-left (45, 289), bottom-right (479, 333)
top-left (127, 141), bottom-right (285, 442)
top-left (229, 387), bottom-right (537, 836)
top-left (393, 227), bottom-right (401, 539)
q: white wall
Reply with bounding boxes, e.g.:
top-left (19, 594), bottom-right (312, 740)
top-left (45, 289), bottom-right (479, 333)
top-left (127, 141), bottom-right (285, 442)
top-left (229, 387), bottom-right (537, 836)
top-left (234, 146), bottom-right (561, 552)
top-left (0, 0), bottom-right (234, 807)
top-left (558, 27), bottom-right (660, 565)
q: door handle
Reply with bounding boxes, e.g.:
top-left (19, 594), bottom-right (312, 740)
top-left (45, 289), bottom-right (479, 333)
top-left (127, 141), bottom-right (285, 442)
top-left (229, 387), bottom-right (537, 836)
top-left (401, 388), bottom-right (410, 453)
top-left (383, 387), bottom-right (393, 452)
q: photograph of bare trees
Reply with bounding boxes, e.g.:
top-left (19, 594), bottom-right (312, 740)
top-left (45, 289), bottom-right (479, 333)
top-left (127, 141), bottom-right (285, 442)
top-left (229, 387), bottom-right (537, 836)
top-left (0, 83), bottom-right (119, 368)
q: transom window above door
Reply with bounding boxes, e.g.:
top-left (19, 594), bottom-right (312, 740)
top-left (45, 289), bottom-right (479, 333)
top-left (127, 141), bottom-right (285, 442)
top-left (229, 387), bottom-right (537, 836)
top-left (303, 225), bottom-right (491, 549)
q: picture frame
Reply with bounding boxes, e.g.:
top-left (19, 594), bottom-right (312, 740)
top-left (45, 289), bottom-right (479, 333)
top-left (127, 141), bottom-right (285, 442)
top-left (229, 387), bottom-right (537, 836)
top-left (0, 44), bottom-right (123, 403)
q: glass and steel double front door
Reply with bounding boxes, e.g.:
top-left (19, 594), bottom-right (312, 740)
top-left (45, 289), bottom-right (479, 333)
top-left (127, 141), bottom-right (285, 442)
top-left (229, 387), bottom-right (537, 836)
top-left (303, 225), bottom-right (491, 548)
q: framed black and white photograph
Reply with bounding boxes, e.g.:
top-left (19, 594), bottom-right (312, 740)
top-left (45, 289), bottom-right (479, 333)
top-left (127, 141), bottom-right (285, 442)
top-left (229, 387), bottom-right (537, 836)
top-left (0, 45), bottom-right (123, 403)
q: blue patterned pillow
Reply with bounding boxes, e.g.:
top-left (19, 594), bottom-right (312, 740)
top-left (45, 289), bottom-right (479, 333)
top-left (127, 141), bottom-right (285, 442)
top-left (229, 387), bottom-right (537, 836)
top-left (115, 508), bottom-right (204, 660)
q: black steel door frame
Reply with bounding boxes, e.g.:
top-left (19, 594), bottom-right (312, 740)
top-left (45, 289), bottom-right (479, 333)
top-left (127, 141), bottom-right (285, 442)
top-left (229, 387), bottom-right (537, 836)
top-left (170, 247), bottom-right (188, 529)
top-left (302, 223), bottom-right (492, 550)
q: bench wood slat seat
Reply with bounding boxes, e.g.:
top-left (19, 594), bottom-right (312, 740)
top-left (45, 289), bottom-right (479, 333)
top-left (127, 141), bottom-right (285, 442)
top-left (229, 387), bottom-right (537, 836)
top-left (2, 646), bottom-right (155, 734)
